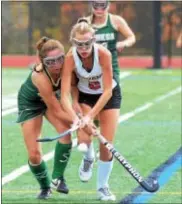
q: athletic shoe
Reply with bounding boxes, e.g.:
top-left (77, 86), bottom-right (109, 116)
top-left (37, 188), bottom-right (52, 199)
top-left (79, 158), bottom-right (94, 182)
top-left (97, 187), bottom-right (116, 201)
top-left (51, 177), bottom-right (69, 194)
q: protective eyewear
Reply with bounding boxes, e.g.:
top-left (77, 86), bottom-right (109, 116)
top-left (72, 38), bottom-right (94, 50)
top-left (43, 54), bottom-right (64, 67)
top-left (92, 1), bottom-right (108, 10)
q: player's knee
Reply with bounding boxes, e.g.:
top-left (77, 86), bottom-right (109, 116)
top-left (59, 134), bottom-right (72, 144)
top-left (29, 149), bottom-right (42, 164)
top-left (78, 129), bottom-right (92, 145)
top-left (99, 145), bottom-right (112, 161)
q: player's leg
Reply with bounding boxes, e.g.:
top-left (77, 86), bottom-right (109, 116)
top-left (78, 103), bottom-right (95, 182)
top-left (21, 115), bottom-right (52, 199)
top-left (97, 108), bottom-right (120, 201)
top-left (45, 109), bottom-right (72, 194)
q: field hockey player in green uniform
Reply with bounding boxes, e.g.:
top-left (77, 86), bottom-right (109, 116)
top-left (88, 0), bottom-right (136, 82)
top-left (17, 37), bottom-right (73, 199)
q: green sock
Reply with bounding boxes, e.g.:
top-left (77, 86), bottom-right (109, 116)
top-left (52, 142), bottom-right (72, 179)
top-left (94, 119), bottom-right (100, 127)
top-left (28, 160), bottom-right (51, 189)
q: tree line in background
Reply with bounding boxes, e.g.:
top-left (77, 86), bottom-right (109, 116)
top-left (2, 1), bottom-right (181, 55)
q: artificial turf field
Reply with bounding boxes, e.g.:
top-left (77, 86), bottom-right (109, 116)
top-left (2, 68), bottom-right (182, 204)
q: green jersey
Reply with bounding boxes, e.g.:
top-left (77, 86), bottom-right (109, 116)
top-left (92, 14), bottom-right (119, 82)
top-left (17, 68), bottom-right (61, 123)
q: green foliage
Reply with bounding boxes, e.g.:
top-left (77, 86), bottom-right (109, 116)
top-left (2, 2), bottom-right (182, 55)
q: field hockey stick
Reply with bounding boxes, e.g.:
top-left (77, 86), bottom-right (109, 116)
top-left (36, 112), bottom-right (85, 143)
top-left (36, 123), bottom-right (80, 142)
top-left (95, 132), bottom-right (159, 193)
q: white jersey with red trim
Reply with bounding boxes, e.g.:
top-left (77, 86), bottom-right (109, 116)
top-left (72, 43), bottom-right (116, 94)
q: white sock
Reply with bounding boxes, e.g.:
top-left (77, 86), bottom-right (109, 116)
top-left (97, 159), bottom-right (113, 190)
top-left (83, 142), bottom-right (95, 160)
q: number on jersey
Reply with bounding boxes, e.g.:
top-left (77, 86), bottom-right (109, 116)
top-left (89, 81), bottom-right (101, 90)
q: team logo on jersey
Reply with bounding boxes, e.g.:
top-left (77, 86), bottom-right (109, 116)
top-left (95, 33), bottom-right (115, 41)
top-left (88, 74), bottom-right (102, 90)
top-left (89, 81), bottom-right (101, 90)
top-left (88, 74), bottom-right (102, 80)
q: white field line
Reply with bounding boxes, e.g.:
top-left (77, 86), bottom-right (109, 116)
top-left (2, 94), bottom-right (17, 110)
top-left (2, 107), bottom-right (18, 117)
top-left (119, 72), bottom-right (131, 79)
top-left (119, 86), bottom-right (181, 123)
top-left (2, 85), bottom-right (181, 186)
top-left (2, 151), bottom-right (54, 186)
top-left (1, 71), bottom-right (132, 117)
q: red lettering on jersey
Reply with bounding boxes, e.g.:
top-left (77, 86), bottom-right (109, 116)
top-left (89, 81), bottom-right (101, 90)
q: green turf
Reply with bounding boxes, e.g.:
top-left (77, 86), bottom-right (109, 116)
top-left (150, 170), bottom-right (182, 204)
top-left (2, 68), bottom-right (30, 96)
top-left (2, 68), bottom-right (182, 204)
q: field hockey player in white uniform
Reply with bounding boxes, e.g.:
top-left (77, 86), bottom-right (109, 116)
top-left (61, 18), bottom-right (121, 201)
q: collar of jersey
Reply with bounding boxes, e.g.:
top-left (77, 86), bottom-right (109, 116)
top-left (92, 13), bottom-right (109, 29)
top-left (44, 68), bottom-right (61, 87)
top-left (76, 45), bottom-right (97, 77)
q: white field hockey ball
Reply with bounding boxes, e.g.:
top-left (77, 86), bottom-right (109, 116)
top-left (77, 143), bottom-right (88, 153)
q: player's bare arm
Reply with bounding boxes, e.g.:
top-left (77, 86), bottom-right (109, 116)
top-left (32, 70), bottom-right (72, 123)
top-left (111, 14), bottom-right (136, 51)
top-left (87, 45), bottom-right (113, 120)
top-left (61, 53), bottom-right (79, 122)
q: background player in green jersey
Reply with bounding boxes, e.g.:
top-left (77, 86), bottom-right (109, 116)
top-left (17, 37), bottom-right (73, 199)
top-left (75, 0), bottom-right (136, 186)
top-left (88, 0), bottom-right (136, 82)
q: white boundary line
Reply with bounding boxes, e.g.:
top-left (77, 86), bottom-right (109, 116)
top-left (2, 94), bottom-right (17, 111)
top-left (2, 107), bottom-right (18, 117)
top-left (119, 86), bottom-right (181, 123)
top-left (2, 86), bottom-right (181, 186)
top-left (119, 72), bottom-right (131, 79)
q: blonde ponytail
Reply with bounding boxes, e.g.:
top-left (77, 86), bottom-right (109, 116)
top-left (70, 18), bottom-right (95, 41)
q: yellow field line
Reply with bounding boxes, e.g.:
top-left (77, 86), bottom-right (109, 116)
top-left (2, 190), bottom-right (181, 195)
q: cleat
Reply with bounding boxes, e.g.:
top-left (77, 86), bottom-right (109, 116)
top-left (79, 158), bottom-right (94, 182)
top-left (51, 177), bottom-right (69, 194)
top-left (37, 188), bottom-right (52, 199)
top-left (97, 187), bottom-right (116, 201)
